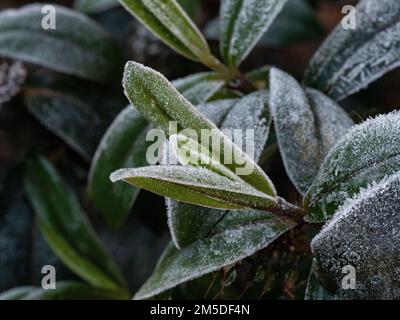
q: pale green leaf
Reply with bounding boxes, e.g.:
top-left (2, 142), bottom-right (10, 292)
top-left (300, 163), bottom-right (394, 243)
top-left (122, 61), bottom-right (276, 196)
top-left (0, 4), bottom-right (122, 82)
top-left (304, 0), bottom-right (400, 100)
top-left (74, 0), bottom-right (120, 14)
top-left (110, 165), bottom-right (278, 211)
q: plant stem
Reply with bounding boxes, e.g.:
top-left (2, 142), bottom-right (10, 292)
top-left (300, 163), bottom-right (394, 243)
top-left (275, 197), bottom-right (306, 222)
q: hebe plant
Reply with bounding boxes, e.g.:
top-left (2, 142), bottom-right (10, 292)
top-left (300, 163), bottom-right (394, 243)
top-left (0, 0), bottom-right (399, 300)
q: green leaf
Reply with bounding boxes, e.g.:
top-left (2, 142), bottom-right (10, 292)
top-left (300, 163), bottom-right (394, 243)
top-left (119, 0), bottom-right (212, 63)
top-left (0, 282), bottom-right (129, 300)
top-left (110, 165), bottom-right (278, 211)
top-left (135, 209), bottom-right (296, 299)
top-left (304, 0), bottom-right (400, 101)
top-left (172, 72), bottom-right (225, 105)
top-left (0, 4), bottom-right (122, 82)
top-left (270, 68), bottom-right (353, 195)
top-left (122, 61), bottom-right (276, 196)
top-left (24, 155), bottom-right (127, 292)
top-left (305, 111), bottom-right (400, 222)
top-left (304, 259), bottom-right (334, 300)
top-left (74, 0), bottom-right (120, 14)
top-left (24, 88), bottom-right (106, 161)
top-left (89, 106), bottom-right (151, 228)
top-left (168, 91), bottom-right (272, 248)
top-left (220, 0), bottom-right (288, 67)
top-left (311, 173), bottom-right (400, 299)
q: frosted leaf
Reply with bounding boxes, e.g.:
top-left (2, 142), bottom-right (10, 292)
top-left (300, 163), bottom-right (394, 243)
top-left (74, 0), bottom-right (119, 14)
top-left (123, 62), bottom-right (276, 196)
top-left (88, 106), bottom-right (151, 228)
top-left (24, 155), bottom-right (126, 291)
top-left (172, 72), bottom-right (224, 105)
top-left (311, 173), bottom-right (400, 299)
top-left (167, 92), bottom-right (272, 248)
top-left (220, 0), bottom-right (288, 66)
top-left (24, 88), bottom-right (105, 161)
top-left (205, 0), bottom-right (321, 47)
top-left (269, 68), bottom-right (353, 195)
top-left (120, 0), bottom-right (210, 61)
top-left (110, 165), bottom-right (278, 211)
top-left (0, 4), bottom-right (122, 82)
top-left (305, 111), bottom-right (400, 222)
top-left (134, 210), bottom-right (296, 299)
top-left (0, 61), bottom-right (27, 108)
top-left (304, 0), bottom-right (400, 101)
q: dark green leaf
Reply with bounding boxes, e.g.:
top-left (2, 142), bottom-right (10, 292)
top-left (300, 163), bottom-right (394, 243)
top-left (220, 0), bottom-right (288, 67)
top-left (0, 4), bottom-right (122, 82)
top-left (74, 0), bottom-right (120, 14)
top-left (24, 155), bottom-right (127, 292)
top-left (89, 106), bottom-right (151, 228)
top-left (305, 111), bottom-right (400, 222)
top-left (135, 210), bottom-right (296, 299)
top-left (24, 88), bottom-right (106, 161)
top-left (304, 0), bottom-right (400, 100)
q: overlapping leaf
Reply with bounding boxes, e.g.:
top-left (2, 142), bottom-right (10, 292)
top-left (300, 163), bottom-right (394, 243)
top-left (0, 4), bottom-right (122, 82)
top-left (220, 0), bottom-right (288, 67)
top-left (24, 155), bottom-right (127, 292)
top-left (305, 111), bottom-right (400, 222)
top-left (304, 0), bottom-right (400, 100)
top-left (74, 0), bottom-right (120, 14)
top-left (269, 68), bottom-right (353, 195)
top-left (134, 209), bottom-right (296, 299)
top-left (122, 61), bottom-right (276, 196)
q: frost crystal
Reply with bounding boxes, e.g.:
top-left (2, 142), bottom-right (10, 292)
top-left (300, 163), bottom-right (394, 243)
top-left (0, 61), bottom-right (26, 108)
top-left (304, 0), bottom-right (400, 100)
top-left (312, 173), bottom-right (400, 299)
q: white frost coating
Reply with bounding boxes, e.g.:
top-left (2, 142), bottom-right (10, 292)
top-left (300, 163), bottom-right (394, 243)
top-left (304, 0), bottom-right (400, 100)
top-left (270, 68), bottom-right (352, 195)
top-left (220, 0), bottom-right (288, 66)
top-left (0, 61), bottom-right (26, 107)
top-left (306, 111), bottom-right (400, 221)
top-left (0, 4), bottom-right (120, 82)
top-left (312, 172), bottom-right (400, 299)
top-left (135, 214), bottom-right (296, 299)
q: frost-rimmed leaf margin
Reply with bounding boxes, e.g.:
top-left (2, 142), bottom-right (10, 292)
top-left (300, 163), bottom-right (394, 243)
top-left (88, 106), bottom-right (151, 229)
top-left (121, 61), bottom-right (276, 196)
top-left (303, 0), bottom-right (400, 101)
top-left (119, 0), bottom-right (225, 72)
top-left (167, 91), bottom-right (272, 249)
top-left (311, 172), bottom-right (400, 299)
top-left (110, 165), bottom-right (280, 211)
top-left (134, 209), bottom-right (297, 300)
top-left (24, 154), bottom-right (127, 292)
top-left (304, 110), bottom-right (400, 222)
top-left (0, 4), bottom-right (122, 82)
top-left (269, 67), bottom-right (353, 195)
top-left (220, 0), bottom-right (288, 67)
